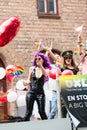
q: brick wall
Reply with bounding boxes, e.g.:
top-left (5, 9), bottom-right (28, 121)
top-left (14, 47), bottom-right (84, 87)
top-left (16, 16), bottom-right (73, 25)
top-left (0, 0), bottom-right (87, 115)
top-left (0, 0), bottom-right (87, 72)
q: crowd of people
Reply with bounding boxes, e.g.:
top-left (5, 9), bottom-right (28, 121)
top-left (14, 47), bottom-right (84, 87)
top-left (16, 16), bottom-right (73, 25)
top-left (8, 32), bottom-right (87, 122)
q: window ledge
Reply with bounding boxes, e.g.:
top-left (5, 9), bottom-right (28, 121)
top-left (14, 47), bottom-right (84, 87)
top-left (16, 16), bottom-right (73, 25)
top-left (38, 14), bottom-right (61, 19)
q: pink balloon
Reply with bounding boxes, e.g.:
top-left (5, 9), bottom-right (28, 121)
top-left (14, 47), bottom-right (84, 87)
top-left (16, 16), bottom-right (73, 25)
top-left (62, 70), bottom-right (73, 75)
top-left (6, 64), bottom-right (17, 71)
top-left (82, 60), bottom-right (87, 74)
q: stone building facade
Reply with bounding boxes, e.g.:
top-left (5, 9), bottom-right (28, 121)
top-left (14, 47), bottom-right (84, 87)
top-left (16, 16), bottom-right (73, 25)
top-left (0, 0), bottom-right (87, 120)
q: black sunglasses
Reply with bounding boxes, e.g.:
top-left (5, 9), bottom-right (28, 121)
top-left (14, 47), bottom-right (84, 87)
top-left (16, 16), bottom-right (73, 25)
top-left (64, 56), bottom-right (72, 60)
top-left (36, 57), bottom-right (42, 60)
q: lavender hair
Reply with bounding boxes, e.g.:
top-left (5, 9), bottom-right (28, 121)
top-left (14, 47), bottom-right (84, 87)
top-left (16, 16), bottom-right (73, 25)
top-left (33, 52), bottom-right (52, 69)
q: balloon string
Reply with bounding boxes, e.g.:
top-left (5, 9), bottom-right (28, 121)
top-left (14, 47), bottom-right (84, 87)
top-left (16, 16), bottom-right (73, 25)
top-left (11, 81), bottom-right (14, 89)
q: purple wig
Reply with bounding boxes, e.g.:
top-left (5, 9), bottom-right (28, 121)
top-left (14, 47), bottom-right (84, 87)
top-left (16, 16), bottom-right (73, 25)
top-left (33, 52), bottom-right (52, 69)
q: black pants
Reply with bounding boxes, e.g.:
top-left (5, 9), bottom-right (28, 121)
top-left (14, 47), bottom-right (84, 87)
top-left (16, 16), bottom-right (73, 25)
top-left (24, 91), bottom-right (47, 121)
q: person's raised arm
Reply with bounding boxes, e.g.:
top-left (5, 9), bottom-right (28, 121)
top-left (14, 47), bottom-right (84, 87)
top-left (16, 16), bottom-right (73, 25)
top-left (42, 43), bottom-right (57, 62)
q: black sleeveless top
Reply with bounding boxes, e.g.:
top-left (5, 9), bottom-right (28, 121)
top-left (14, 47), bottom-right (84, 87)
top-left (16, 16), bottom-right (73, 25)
top-left (61, 66), bottom-right (79, 75)
top-left (29, 68), bottom-right (45, 94)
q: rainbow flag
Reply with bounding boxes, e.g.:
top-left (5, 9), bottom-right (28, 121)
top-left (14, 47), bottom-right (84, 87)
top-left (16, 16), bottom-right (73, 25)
top-left (73, 48), bottom-right (79, 55)
top-left (73, 48), bottom-right (85, 55)
top-left (36, 40), bottom-right (43, 51)
top-left (56, 62), bottom-right (63, 69)
top-left (16, 66), bottom-right (24, 76)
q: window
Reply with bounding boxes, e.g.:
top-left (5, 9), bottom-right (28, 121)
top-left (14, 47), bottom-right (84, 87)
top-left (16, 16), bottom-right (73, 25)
top-left (37, 0), bottom-right (60, 18)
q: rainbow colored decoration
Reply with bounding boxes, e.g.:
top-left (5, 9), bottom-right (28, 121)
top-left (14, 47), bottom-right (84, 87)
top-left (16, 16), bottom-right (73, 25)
top-left (73, 48), bottom-right (80, 55)
top-left (7, 68), bottom-right (16, 77)
top-left (16, 66), bottom-right (24, 76)
top-left (79, 42), bottom-right (84, 46)
top-left (45, 51), bottom-right (49, 56)
top-left (56, 61), bottom-right (63, 69)
top-left (35, 40), bottom-right (43, 51)
top-left (73, 48), bottom-right (85, 55)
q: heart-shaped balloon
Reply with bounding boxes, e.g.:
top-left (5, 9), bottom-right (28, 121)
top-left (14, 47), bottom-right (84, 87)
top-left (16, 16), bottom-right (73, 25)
top-left (6, 65), bottom-right (17, 82)
top-left (0, 16), bottom-right (20, 47)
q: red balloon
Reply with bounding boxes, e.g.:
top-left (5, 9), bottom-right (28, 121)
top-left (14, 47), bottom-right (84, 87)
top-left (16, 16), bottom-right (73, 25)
top-left (0, 16), bottom-right (20, 47)
top-left (49, 68), bottom-right (56, 79)
top-left (6, 72), bottom-right (15, 82)
top-left (62, 70), bottom-right (73, 76)
top-left (49, 67), bottom-right (61, 79)
top-left (6, 65), bottom-right (17, 82)
top-left (0, 97), bottom-right (7, 102)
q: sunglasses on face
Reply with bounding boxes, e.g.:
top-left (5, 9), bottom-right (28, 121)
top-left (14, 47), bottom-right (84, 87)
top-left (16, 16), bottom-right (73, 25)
top-left (64, 56), bottom-right (72, 60)
top-left (35, 57), bottom-right (42, 61)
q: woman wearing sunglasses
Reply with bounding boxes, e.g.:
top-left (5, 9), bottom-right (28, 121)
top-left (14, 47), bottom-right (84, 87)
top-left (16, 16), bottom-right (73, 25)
top-left (62, 50), bottom-right (79, 75)
top-left (22, 52), bottom-right (51, 121)
top-left (61, 50), bottom-right (79, 117)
